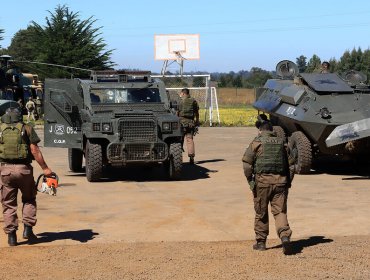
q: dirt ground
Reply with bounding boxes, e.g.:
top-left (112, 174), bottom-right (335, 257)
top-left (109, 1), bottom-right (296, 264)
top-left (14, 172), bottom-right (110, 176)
top-left (0, 127), bottom-right (369, 279)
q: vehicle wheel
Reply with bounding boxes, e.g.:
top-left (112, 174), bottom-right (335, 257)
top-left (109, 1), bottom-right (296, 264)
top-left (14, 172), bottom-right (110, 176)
top-left (166, 142), bottom-right (183, 180)
top-left (288, 131), bottom-right (312, 174)
top-left (85, 140), bottom-right (103, 182)
top-left (273, 126), bottom-right (286, 142)
top-left (68, 148), bottom-right (83, 172)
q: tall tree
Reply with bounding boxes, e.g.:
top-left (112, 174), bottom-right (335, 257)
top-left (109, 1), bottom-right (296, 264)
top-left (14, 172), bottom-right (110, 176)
top-left (29, 5), bottom-right (114, 78)
top-left (0, 28), bottom-right (3, 47)
top-left (7, 27), bottom-right (38, 61)
top-left (296, 55), bottom-right (307, 73)
top-left (306, 54), bottom-right (321, 73)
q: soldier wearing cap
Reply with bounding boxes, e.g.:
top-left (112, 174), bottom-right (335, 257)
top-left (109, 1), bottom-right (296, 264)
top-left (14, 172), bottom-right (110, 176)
top-left (177, 88), bottom-right (199, 164)
top-left (242, 114), bottom-right (295, 255)
top-left (0, 107), bottom-right (52, 246)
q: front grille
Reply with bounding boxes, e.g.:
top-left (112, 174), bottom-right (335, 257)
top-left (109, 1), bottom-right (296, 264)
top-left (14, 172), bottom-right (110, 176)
top-left (107, 143), bottom-right (167, 162)
top-left (119, 119), bottom-right (156, 142)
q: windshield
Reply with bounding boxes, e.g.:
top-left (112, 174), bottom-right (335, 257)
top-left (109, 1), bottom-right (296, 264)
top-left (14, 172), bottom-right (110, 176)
top-left (90, 88), bottom-right (161, 104)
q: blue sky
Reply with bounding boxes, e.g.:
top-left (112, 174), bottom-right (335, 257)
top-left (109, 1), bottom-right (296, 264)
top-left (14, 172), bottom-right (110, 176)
top-left (1, 0), bottom-right (369, 73)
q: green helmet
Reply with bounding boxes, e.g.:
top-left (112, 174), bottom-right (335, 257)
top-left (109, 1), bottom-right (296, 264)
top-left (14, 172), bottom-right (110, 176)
top-left (1, 107), bottom-right (22, 124)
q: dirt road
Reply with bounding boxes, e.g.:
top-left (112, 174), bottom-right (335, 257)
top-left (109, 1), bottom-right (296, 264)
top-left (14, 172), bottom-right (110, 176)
top-left (0, 127), bottom-right (369, 279)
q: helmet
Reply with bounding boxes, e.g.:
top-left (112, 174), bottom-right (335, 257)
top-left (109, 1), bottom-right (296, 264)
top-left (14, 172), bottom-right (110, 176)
top-left (1, 107), bottom-right (22, 124)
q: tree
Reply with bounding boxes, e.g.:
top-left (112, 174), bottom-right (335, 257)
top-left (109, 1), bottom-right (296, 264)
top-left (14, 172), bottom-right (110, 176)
top-left (232, 75), bottom-right (243, 88)
top-left (296, 55), bottom-right (307, 73)
top-left (27, 5), bottom-right (114, 78)
top-left (306, 54), bottom-right (321, 73)
top-left (7, 27), bottom-right (38, 61)
top-left (244, 67), bottom-right (272, 88)
top-left (0, 28), bottom-right (4, 48)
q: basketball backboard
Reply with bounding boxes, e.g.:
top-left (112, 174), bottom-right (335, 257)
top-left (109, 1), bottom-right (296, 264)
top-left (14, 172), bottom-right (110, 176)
top-left (154, 34), bottom-right (200, 60)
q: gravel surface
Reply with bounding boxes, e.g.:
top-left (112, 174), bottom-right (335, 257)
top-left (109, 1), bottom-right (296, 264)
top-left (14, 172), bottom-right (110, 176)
top-left (0, 236), bottom-right (369, 279)
top-left (0, 127), bottom-right (369, 279)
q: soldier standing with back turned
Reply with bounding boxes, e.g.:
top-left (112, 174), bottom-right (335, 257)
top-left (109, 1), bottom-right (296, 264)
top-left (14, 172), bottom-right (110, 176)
top-left (242, 114), bottom-right (295, 255)
top-left (177, 88), bottom-right (199, 164)
top-left (0, 107), bottom-right (53, 246)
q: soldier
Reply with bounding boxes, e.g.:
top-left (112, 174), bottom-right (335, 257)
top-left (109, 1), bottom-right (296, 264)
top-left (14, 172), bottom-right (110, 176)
top-left (34, 96), bottom-right (42, 119)
top-left (25, 97), bottom-right (36, 122)
top-left (0, 107), bottom-right (53, 246)
top-left (321, 61), bottom-right (330, 73)
top-left (242, 114), bottom-right (295, 255)
top-left (177, 88), bottom-right (199, 164)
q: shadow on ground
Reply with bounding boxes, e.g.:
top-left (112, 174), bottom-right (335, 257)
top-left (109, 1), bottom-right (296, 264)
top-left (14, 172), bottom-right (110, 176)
top-left (269, 236), bottom-right (333, 255)
top-left (311, 157), bottom-right (370, 180)
top-left (18, 229), bottom-right (99, 245)
top-left (65, 159), bottom-right (224, 182)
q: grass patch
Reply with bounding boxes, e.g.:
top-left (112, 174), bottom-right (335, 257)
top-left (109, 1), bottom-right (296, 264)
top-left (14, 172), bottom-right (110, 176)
top-left (200, 105), bottom-right (259, 126)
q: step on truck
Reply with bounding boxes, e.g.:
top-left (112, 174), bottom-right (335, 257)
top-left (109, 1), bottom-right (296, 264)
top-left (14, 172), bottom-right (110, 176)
top-left (44, 70), bottom-right (183, 182)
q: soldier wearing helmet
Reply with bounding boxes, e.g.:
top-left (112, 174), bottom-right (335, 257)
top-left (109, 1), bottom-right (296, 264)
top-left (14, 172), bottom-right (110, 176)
top-left (242, 114), bottom-right (295, 255)
top-left (0, 107), bottom-right (53, 246)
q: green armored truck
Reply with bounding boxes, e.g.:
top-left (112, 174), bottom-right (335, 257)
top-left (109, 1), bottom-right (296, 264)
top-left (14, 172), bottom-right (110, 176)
top-left (44, 71), bottom-right (183, 182)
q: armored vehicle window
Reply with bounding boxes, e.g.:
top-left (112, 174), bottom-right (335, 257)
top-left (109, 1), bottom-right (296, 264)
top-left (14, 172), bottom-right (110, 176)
top-left (90, 88), bottom-right (161, 104)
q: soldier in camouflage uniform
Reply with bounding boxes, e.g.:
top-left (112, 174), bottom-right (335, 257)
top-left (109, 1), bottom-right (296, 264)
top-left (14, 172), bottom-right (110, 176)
top-left (242, 114), bottom-right (295, 255)
top-left (177, 88), bottom-right (199, 164)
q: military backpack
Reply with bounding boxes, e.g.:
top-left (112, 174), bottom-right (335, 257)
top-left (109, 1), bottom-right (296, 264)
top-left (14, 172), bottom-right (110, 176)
top-left (0, 123), bottom-right (30, 161)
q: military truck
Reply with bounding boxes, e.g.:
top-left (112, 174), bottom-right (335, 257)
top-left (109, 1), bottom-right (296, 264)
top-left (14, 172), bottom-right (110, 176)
top-left (43, 70), bottom-right (183, 182)
top-left (254, 60), bottom-right (370, 174)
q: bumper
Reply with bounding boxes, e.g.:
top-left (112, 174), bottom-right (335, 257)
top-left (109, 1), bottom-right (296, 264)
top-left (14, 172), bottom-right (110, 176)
top-left (107, 142), bottom-right (168, 164)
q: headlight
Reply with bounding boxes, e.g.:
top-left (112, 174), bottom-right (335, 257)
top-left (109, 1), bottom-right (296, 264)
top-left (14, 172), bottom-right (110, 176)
top-left (162, 122), bottom-right (171, 131)
top-left (319, 107), bottom-right (331, 119)
top-left (93, 123), bottom-right (101, 131)
top-left (102, 123), bottom-right (112, 132)
top-left (171, 122), bottom-right (179, 130)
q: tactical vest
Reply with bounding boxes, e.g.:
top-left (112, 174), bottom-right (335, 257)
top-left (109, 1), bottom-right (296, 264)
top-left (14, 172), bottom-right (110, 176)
top-left (0, 123), bottom-right (30, 161)
top-left (179, 97), bottom-right (195, 119)
top-left (254, 135), bottom-right (287, 174)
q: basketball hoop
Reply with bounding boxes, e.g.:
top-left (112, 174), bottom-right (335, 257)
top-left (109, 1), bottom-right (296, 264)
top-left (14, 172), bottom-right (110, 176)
top-left (154, 34), bottom-right (200, 75)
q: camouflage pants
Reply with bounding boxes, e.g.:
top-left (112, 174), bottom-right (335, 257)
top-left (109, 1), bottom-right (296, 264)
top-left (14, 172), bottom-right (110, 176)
top-left (253, 184), bottom-right (292, 242)
top-left (0, 163), bottom-right (37, 234)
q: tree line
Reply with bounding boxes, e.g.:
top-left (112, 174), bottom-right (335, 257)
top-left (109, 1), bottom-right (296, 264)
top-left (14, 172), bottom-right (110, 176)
top-left (215, 50), bottom-right (370, 89)
top-left (0, 5), bottom-right (369, 86)
top-left (0, 5), bottom-right (113, 79)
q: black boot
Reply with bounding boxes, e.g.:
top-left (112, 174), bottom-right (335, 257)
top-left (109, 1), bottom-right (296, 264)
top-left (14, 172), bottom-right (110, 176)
top-left (189, 156), bottom-right (195, 164)
top-left (281, 236), bottom-right (292, 255)
top-left (23, 225), bottom-right (37, 242)
top-left (252, 241), bottom-right (266, 251)
top-left (8, 231), bottom-right (17, 246)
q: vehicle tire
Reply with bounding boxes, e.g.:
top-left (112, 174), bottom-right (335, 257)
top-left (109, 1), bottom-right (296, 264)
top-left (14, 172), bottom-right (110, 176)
top-left (85, 140), bottom-right (103, 182)
top-left (288, 131), bottom-right (312, 174)
top-left (273, 126), bottom-right (286, 142)
top-left (167, 142), bottom-right (183, 180)
top-left (68, 148), bottom-right (83, 172)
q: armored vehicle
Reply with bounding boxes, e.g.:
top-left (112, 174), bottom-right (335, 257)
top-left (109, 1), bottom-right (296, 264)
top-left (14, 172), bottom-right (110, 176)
top-left (44, 70), bottom-right (183, 182)
top-left (254, 60), bottom-right (370, 174)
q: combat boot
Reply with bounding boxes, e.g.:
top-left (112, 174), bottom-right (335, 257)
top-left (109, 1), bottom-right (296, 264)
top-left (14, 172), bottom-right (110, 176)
top-left (8, 231), bottom-right (17, 246)
top-left (252, 241), bottom-right (266, 251)
top-left (23, 225), bottom-right (37, 242)
top-left (281, 236), bottom-right (292, 255)
top-left (189, 155), bottom-right (195, 164)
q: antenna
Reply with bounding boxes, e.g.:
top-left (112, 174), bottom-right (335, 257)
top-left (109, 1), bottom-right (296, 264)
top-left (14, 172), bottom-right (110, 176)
top-left (12, 59), bottom-right (93, 74)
